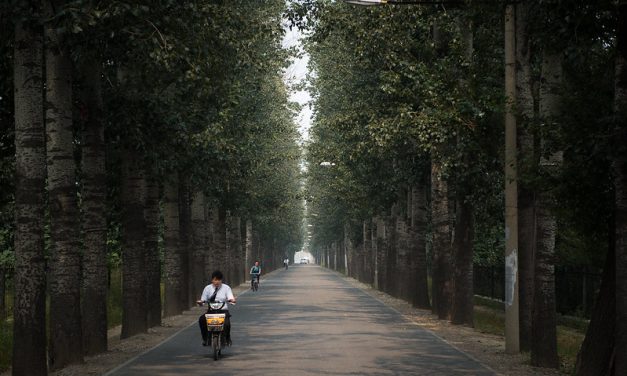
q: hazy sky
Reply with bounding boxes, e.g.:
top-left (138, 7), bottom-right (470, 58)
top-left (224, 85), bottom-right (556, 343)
top-left (282, 23), bottom-right (312, 143)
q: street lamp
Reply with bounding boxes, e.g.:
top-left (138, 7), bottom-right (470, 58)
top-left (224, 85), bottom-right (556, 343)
top-left (343, 0), bottom-right (519, 353)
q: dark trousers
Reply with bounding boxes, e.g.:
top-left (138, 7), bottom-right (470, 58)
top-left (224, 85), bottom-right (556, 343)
top-left (199, 311), bottom-right (231, 342)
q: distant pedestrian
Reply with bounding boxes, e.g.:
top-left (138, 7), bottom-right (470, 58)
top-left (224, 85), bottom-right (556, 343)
top-left (284, 258), bottom-right (289, 270)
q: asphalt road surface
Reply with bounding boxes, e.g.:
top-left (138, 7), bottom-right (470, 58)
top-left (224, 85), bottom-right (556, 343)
top-left (107, 265), bottom-right (495, 376)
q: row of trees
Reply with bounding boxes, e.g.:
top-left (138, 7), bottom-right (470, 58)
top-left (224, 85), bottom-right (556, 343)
top-left (2, 1), bottom-right (303, 375)
top-left (293, 1), bottom-right (625, 374)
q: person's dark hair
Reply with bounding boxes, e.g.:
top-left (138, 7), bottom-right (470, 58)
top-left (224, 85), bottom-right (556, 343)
top-left (211, 270), bottom-right (224, 281)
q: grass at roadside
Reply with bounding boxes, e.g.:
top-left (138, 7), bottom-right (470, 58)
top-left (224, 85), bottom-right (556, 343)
top-left (1, 289), bottom-right (12, 373)
top-left (473, 297), bottom-right (586, 374)
top-left (0, 318), bottom-right (11, 372)
top-left (108, 269), bottom-right (123, 328)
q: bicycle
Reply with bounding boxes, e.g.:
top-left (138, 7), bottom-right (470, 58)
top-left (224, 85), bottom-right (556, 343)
top-left (251, 274), bottom-right (260, 292)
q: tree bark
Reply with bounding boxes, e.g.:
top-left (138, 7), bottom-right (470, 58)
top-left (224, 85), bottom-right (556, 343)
top-left (516, 0), bottom-right (537, 351)
top-left (410, 185), bottom-right (431, 309)
top-left (225, 210), bottom-right (234, 282)
top-left (451, 200), bottom-right (474, 326)
top-left (144, 176), bottom-right (161, 328)
top-left (191, 190), bottom-right (206, 302)
top-left (12, 10), bottom-right (48, 374)
top-left (163, 177), bottom-right (182, 317)
top-left (372, 218), bottom-right (379, 290)
top-left (212, 208), bottom-right (227, 277)
top-left (13, 11), bottom-right (47, 376)
top-left (245, 219), bottom-right (253, 279)
top-left (575, 237), bottom-right (615, 376)
top-left (613, 5), bottom-right (627, 374)
top-left (230, 216), bottom-right (243, 285)
top-left (0, 268), bottom-right (5, 320)
top-left (120, 149), bottom-right (148, 339)
top-left (363, 220), bottom-right (373, 285)
top-left (178, 173), bottom-right (192, 310)
top-left (531, 51), bottom-right (562, 369)
top-left (45, 1), bottom-right (84, 365)
top-left (431, 157), bottom-right (453, 320)
top-left (78, 58), bottom-right (108, 355)
top-left (206, 207), bottom-right (218, 278)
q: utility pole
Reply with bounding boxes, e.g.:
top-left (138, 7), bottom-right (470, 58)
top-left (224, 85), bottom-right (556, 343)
top-left (504, 3), bottom-right (520, 354)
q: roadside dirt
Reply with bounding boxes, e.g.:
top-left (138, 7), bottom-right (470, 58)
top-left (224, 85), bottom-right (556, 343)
top-left (340, 273), bottom-right (562, 376)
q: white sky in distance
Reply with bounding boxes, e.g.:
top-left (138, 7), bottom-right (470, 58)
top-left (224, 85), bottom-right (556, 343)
top-left (282, 23), bottom-right (312, 144)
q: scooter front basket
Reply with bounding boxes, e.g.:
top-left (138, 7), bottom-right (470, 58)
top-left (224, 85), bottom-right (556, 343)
top-left (205, 313), bottom-right (226, 331)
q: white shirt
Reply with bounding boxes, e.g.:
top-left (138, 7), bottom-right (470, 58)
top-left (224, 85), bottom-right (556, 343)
top-left (200, 283), bottom-right (235, 310)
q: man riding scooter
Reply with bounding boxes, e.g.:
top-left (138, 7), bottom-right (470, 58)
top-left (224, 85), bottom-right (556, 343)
top-left (197, 270), bottom-right (236, 346)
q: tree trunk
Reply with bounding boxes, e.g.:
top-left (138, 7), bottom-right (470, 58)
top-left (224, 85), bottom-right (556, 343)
top-left (229, 216), bottom-right (243, 285)
top-left (531, 51), bottom-right (562, 369)
top-left (575, 237), bottom-right (615, 376)
top-left (372, 218), bottom-right (379, 290)
top-left (212, 208), bottom-right (227, 276)
top-left (144, 176), bottom-right (161, 328)
top-left (178, 173), bottom-right (192, 310)
top-left (451, 200), bottom-right (474, 326)
top-left (614, 159), bottom-right (627, 376)
top-left (45, 2), bottom-right (84, 365)
top-left (516, 0), bottom-right (537, 351)
top-left (191, 191), bottom-right (206, 301)
top-left (245, 220), bottom-right (253, 279)
top-left (225, 210), bottom-right (234, 282)
top-left (163, 177), bottom-right (182, 317)
top-left (410, 185), bottom-right (431, 309)
top-left (0, 268), bottom-right (5, 320)
top-left (12, 11), bottom-right (48, 374)
top-left (205, 207), bottom-right (218, 278)
top-left (431, 157), bottom-right (453, 320)
top-left (78, 58), bottom-right (108, 355)
top-left (120, 149), bottom-right (147, 339)
top-left (613, 5), bottom-right (627, 374)
top-left (363, 220), bottom-right (373, 285)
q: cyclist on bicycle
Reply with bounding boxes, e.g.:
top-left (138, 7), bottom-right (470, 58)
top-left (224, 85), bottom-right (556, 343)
top-left (250, 261), bottom-right (261, 289)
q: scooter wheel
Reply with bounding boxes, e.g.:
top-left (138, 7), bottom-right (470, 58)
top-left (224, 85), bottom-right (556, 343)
top-left (212, 336), bottom-right (219, 361)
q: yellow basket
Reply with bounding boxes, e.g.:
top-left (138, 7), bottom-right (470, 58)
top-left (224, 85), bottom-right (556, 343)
top-left (205, 313), bottom-right (226, 330)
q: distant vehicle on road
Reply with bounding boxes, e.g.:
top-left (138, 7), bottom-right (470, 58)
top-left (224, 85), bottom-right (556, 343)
top-left (300, 258), bottom-right (309, 264)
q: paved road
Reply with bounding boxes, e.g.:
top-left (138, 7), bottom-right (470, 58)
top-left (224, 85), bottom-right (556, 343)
top-left (107, 265), bottom-right (494, 376)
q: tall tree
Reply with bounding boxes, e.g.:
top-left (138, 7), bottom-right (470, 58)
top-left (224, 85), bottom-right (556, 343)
top-left (163, 177), bottom-right (182, 317)
top-left (431, 158), bottom-right (453, 320)
top-left (410, 185), bottom-right (430, 309)
top-left (530, 51), bottom-right (562, 368)
top-left (144, 175), bottom-right (161, 328)
top-left (120, 149), bottom-right (147, 338)
top-left (451, 15), bottom-right (476, 327)
top-left (12, 3), bottom-right (47, 374)
top-left (78, 58), bottom-right (108, 355)
top-left (45, 0), bottom-right (83, 367)
top-left (613, 3), bottom-right (627, 374)
top-left (515, 0), bottom-right (537, 352)
top-left (178, 174), bottom-right (192, 309)
top-left (191, 190), bottom-right (206, 302)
